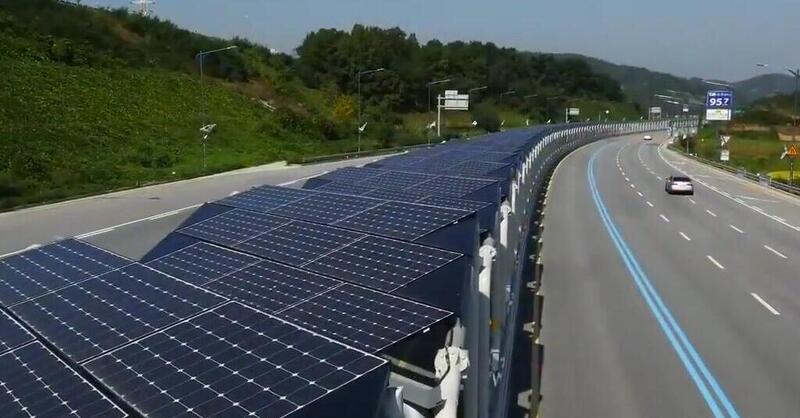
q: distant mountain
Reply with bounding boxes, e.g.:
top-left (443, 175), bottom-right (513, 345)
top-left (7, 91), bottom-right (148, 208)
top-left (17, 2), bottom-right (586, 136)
top-left (555, 54), bottom-right (795, 106)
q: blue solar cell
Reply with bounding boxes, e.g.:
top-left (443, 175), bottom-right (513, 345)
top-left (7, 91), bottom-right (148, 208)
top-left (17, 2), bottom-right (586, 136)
top-left (0, 239), bottom-right (131, 307)
top-left (0, 310), bottom-right (33, 354)
top-left (0, 342), bottom-right (127, 417)
top-left (11, 263), bottom-right (225, 363)
top-left (268, 192), bottom-right (385, 224)
top-left (445, 160), bottom-right (509, 177)
top-left (409, 175), bottom-right (497, 197)
top-left (372, 155), bottom-right (427, 168)
top-left (84, 302), bottom-right (387, 418)
top-left (356, 171), bottom-right (438, 190)
top-left (417, 195), bottom-right (491, 212)
top-left (318, 167), bottom-right (386, 183)
top-left (278, 284), bottom-right (453, 352)
top-left (146, 242), bottom-right (261, 286)
top-left (362, 188), bottom-right (427, 203)
top-left (234, 221), bottom-right (365, 267)
top-left (217, 185), bottom-right (312, 212)
top-left (303, 235), bottom-right (462, 292)
top-left (332, 201), bottom-right (471, 241)
top-left (312, 182), bottom-right (376, 196)
top-left (180, 209), bottom-right (290, 246)
top-left (206, 260), bottom-right (342, 313)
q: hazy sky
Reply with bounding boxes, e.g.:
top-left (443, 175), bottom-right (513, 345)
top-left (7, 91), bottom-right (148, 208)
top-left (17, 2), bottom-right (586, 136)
top-left (93, 0), bottom-right (799, 81)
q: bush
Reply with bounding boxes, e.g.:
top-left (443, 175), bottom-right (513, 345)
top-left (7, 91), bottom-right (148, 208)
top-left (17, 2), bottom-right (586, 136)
top-left (473, 104), bottom-right (501, 132)
top-left (0, 172), bottom-right (28, 198)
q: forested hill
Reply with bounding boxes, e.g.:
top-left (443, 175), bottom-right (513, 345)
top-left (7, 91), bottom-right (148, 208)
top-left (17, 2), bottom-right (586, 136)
top-left (0, 0), bottom-right (629, 210)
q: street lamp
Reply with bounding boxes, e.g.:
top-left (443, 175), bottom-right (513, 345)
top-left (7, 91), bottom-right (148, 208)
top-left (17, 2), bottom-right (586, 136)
top-left (499, 90), bottom-right (516, 106)
top-left (195, 45), bottom-right (238, 170)
top-left (427, 78), bottom-right (453, 113)
top-left (356, 67), bottom-right (385, 153)
top-left (469, 86), bottom-right (488, 95)
top-left (756, 63), bottom-right (800, 128)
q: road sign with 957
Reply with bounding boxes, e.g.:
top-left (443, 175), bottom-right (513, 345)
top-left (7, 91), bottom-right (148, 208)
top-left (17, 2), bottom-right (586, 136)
top-left (706, 90), bottom-right (734, 121)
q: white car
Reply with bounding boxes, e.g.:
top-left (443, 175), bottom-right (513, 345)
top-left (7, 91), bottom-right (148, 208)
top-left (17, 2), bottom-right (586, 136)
top-left (665, 176), bottom-right (694, 195)
top-left (643, 135), bottom-right (653, 141)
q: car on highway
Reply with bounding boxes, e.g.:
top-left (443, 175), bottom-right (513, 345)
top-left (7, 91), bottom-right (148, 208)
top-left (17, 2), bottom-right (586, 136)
top-left (643, 135), bottom-right (653, 141)
top-left (665, 176), bottom-right (694, 195)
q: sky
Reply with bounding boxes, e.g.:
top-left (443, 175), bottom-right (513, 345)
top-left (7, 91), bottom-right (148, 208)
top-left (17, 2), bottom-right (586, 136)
top-left (93, 0), bottom-right (800, 81)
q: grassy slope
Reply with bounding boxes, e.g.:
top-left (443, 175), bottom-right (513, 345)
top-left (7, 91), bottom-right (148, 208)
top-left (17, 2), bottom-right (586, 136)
top-left (692, 127), bottom-right (789, 175)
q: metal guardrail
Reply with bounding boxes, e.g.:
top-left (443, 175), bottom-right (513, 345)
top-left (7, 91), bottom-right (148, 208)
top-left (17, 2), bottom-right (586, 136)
top-left (298, 143), bottom-right (434, 164)
top-left (670, 147), bottom-right (800, 197)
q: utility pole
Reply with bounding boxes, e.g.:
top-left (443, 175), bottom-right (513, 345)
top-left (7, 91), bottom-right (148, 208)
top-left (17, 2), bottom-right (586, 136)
top-left (195, 45), bottom-right (237, 170)
top-left (357, 68), bottom-right (385, 153)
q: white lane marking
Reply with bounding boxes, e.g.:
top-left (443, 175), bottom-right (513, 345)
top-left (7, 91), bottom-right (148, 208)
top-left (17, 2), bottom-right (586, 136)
top-left (228, 191), bottom-right (240, 196)
top-left (660, 214), bottom-right (670, 223)
top-left (706, 209), bottom-right (717, 217)
top-left (680, 232), bottom-right (692, 241)
top-left (74, 203), bottom-right (203, 239)
top-left (750, 293), bottom-right (780, 315)
top-left (0, 244), bottom-right (42, 259)
top-left (729, 225), bottom-right (745, 234)
top-left (147, 210), bottom-right (182, 221)
top-left (737, 195), bottom-right (778, 203)
top-left (706, 255), bottom-right (726, 270)
top-left (630, 184), bottom-right (636, 189)
top-left (775, 216), bottom-right (787, 222)
top-left (76, 227), bottom-right (116, 239)
top-left (647, 201), bottom-right (654, 207)
top-left (637, 191), bottom-right (644, 197)
top-left (764, 245), bottom-right (788, 259)
top-left (688, 198), bottom-right (697, 204)
top-left (278, 171), bottom-right (329, 186)
top-left (625, 177), bottom-right (630, 182)
top-left (621, 171), bottom-right (626, 176)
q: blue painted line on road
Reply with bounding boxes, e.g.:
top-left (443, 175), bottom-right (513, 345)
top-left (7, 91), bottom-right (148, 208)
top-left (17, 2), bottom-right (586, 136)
top-left (588, 143), bottom-right (740, 418)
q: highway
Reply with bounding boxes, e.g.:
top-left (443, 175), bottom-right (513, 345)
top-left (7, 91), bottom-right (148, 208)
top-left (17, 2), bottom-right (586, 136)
top-left (540, 133), bottom-right (800, 418)
top-left (0, 155), bottom-right (389, 260)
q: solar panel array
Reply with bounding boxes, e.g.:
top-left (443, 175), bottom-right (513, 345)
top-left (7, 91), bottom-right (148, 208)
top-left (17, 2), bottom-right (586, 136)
top-left (0, 127), bottom-right (551, 417)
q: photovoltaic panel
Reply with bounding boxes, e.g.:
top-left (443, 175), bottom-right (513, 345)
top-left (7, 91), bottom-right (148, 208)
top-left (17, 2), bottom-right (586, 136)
top-left (333, 201), bottom-right (471, 241)
top-left (11, 263), bottom-right (225, 363)
top-left (268, 192), bottom-right (385, 224)
top-left (356, 171), bottom-right (438, 190)
top-left (312, 182), bottom-right (375, 196)
top-left (0, 239), bottom-right (131, 307)
top-left (362, 188), bottom-right (428, 203)
top-left (179, 209), bottom-right (290, 246)
top-left (417, 195), bottom-right (492, 212)
top-left (446, 160), bottom-right (509, 177)
top-left (84, 302), bottom-right (387, 418)
top-left (373, 156), bottom-right (427, 168)
top-left (217, 185), bottom-right (312, 212)
top-left (0, 310), bottom-right (34, 354)
top-left (0, 342), bottom-right (127, 418)
top-left (303, 235), bottom-right (462, 292)
top-left (233, 221), bottom-right (365, 267)
top-left (410, 176), bottom-right (498, 197)
top-left (206, 260), bottom-right (342, 313)
top-left (318, 166), bottom-right (386, 183)
top-left (278, 284), bottom-right (453, 352)
top-left (146, 242), bottom-right (261, 286)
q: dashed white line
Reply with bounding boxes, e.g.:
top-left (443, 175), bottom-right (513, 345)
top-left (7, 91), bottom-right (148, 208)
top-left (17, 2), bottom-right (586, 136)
top-left (659, 214), bottom-right (670, 223)
top-left (76, 227), bottom-right (116, 239)
top-left (764, 245), bottom-right (788, 259)
top-left (679, 232), bottom-right (692, 241)
top-left (147, 210), bottom-right (182, 221)
top-left (750, 293), bottom-right (780, 316)
top-left (705, 209), bottom-right (717, 217)
top-left (228, 190), bottom-right (240, 196)
top-left (630, 184), bottom-right (636, 189)
top-left (637, 191), bottom-right (644, 197)
top-left (706, 255), bottom-right (726, 270)
top-left (729, 225), bottom-right (744, 234)
top-left (646, 201), bottom-right (654, 207)
top-left (688, 198), bottom-right (697, 204)
top-left (625, 177), bottom-right (630, 182)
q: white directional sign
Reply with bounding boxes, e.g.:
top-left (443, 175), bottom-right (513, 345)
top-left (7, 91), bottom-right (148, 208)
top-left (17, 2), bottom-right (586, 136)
top-left (720, 135), bottom-right (731, 146)
top-left (720, 149), bottom-right (730, 161)
top-left (568, 108), bottom-right (580, 116)
top-left (442, 91), bottom-right (470, 110)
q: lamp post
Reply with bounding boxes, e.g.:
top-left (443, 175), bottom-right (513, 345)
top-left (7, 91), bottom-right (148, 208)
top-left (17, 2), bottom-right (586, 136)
top-left (757, 63), bottom-right (800, 129)
top-left (427, 78), bottom-right (453, 114)
top-left (195, 45), bottom-right (238, 170)
top-left (499, 90), bottom-right (516, 107)
top-left (357, 67), bottom-right (385, 153)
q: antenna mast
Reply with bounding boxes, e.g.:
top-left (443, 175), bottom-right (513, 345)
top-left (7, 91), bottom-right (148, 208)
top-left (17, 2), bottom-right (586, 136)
top-left (130, 0), bottom-right (155, 17)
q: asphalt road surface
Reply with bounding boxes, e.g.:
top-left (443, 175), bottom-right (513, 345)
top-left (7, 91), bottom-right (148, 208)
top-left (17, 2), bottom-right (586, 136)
top-left (0, 155), bottom-right (389, 259)
top-left (541, 133), bottom-right (800, 418)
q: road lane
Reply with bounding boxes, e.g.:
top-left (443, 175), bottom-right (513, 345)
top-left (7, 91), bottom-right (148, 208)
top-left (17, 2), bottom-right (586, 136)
top-left (542, 134), bottom-right (800, 418)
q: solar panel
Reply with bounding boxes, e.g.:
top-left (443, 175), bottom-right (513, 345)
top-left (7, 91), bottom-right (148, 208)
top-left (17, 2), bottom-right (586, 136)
top-left (373, 156), bottom-right (427, 168)
top-left (146, 242), bottom-right (261, 286)
top-left (446, 160), bottom-right (509, 177)
top-left (333, 201), bottom-right (470, 241)
top-left (217, 185), bottom-right (312, 212)
top-left (410, 176), bottom-right (497, 197)
top-left (268, 192), bottom-right (385, 224)
top-left (180, 209), bottom-right (290, 246)
top-left (0, 310), bottom-right (34, 354)
top-left (0, 342), bottom-right (127, 417)
top-left (312, 182), bottom-right (375, 196)
top-left (417, 195), bottom-right (492, 212)
top-left (278, 284), bottom-right (453, 352)
top-left (11, 263), bottom-right (225, 363)
top-left (303, 235), bottom-right (462, 292)
top-left (233, 221), bottom-right (365, 267)
top-left (356, 171), bottom-right (438, 190)
top-left (0, 239), bottom-right (131, 307)
top-left (84, 302), bottom-right (387, 418)
top-left (362, 188), bottom-right (428, 203)
top-left (318, 166), bottom-right (386, 183)
top-left (206, 260), bottom-right (342, 313)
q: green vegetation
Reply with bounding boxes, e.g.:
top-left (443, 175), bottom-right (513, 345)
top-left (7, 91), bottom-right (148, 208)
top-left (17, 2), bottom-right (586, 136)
top-left (688, 126), bottom-right (789, 175)
top-left (0, 0), bottom-right (636, 210)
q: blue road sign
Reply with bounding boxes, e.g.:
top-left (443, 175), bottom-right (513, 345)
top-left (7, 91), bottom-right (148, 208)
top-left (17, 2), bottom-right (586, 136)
top-left (706, 90), bottom-right (734, 121)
